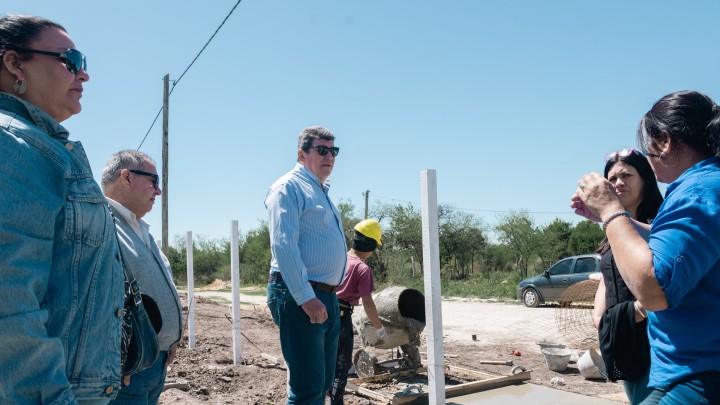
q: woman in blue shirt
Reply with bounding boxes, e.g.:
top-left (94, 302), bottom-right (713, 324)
top-left (572, 90), bottom-right (720, 405)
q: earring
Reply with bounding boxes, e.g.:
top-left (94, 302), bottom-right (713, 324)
top-left (13, 79), bottom-right (26, 95)
top-left (659, 152), bottom-right (679, 168)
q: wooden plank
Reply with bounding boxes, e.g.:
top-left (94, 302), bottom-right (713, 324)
top-left (390, 371), bottom-right (532, 404)
top-left (345, 382), bottom-right (391, 403)
top-left (348, 367), bottom-right (427, 384)
top-left (445, 371), bottom-right (531, 398)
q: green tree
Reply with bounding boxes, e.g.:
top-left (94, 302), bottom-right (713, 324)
top-left (538, 218), bottom-right (572, 268)
top-left (240, 221), bottom-right (271, 284)
top-left (438, 205), bottom-right (487, 279)
top-left (568, 220), bottom-right (604, 255)
top-left (169, 234), bottom-right (231, 285)
top-left (494, 210), bottom-right (542, 279)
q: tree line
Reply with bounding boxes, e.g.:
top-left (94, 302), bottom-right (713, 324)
top-left (166, 201), bottom-right (604, 292)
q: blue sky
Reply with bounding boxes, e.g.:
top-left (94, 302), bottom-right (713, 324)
top-left (8, 1), bottom-right (719, 243)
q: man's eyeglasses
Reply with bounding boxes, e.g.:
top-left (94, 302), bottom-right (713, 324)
top-left (309, 145), bottom-right (340, 157)
top-left (129, 169), bottom-right (160, 189)
top-left (14, 48), bottom-right (87, 74)
top-left (604, 148), bottom-right (639, 162)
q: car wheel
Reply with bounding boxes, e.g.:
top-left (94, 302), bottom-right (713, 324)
top-left (523, 288), bottom-right (540, 308)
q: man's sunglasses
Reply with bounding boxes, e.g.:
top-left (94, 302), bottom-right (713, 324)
top-left (129, 169), bottom-right (160, 189)
top-left (14, 48), bottom-right (87, 74)
top-left (309, 145), bottom-right (340, 157)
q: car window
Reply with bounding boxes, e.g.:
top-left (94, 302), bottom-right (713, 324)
top-left (574, 257), bottom-right (597, 274)
top-left (548, 259), bottom-right (572, 276)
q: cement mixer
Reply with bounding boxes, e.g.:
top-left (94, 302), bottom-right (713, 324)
top-left (351, 286), bottom-right (426, 377)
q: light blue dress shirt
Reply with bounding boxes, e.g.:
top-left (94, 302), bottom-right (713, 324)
top-left (265, 163), bottom-right (347, 305)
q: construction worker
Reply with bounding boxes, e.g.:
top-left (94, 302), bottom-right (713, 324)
top-left (329, 219), bottom-right (386, 405)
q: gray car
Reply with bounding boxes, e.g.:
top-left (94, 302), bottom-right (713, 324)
top-left (516, 253), bottom-right (601, 307)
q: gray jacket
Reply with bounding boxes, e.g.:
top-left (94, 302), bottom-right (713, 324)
top-left (112, 211), bottom-right (183, 350)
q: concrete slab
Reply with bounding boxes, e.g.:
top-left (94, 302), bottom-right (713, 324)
top-left (447, 383), bottom-right (623, 405)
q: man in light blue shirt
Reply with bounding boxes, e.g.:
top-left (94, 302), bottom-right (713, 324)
top-left (265, 126), bottom-right (347, 405)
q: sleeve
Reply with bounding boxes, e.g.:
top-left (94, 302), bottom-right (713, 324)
top-left (265, 182), bottom-right (315, 305)
top-left (0, 132), bottom-right (75, 403)
top-left (355, 263), bottom-right (376, 298)
top-left (649, 194), bottom-right (720, 308)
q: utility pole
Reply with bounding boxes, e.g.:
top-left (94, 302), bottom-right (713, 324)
top-left (161, 74), bottom-right (169, 255)
top-left (363, 189), bottom-right (369, 219)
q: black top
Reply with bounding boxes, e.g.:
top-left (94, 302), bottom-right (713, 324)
top-left (600, 249), bottom-right (636, 307)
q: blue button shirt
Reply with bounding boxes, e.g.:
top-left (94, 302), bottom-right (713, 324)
top-left (265, 163), bottom-right (347, 305)
top-left (647, 156), bottom-right (720, 387)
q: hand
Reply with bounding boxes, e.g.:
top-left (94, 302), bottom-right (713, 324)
top-left (376, 326), bottom-right (387, 341)
top-left (122, 375), bottom-right (131, 386)
top-left (572, 172), bottom-right (624, 221)
top-left (364, 325), bottom-right (387, 346)
top-left (167, 343), bottom-right (178, 365)
top-left (300, 298), bottom-right (328, 324)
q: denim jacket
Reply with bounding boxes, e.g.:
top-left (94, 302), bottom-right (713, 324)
top-left (0, 93), bottom-right (125, 404)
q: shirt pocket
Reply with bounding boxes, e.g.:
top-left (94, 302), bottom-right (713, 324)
top-left (64, 177), bottom-right (112, 246)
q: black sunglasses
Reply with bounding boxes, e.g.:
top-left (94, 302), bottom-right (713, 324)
top-left (309, 145), bottom-right (340, 157)
top-left (14, 48), bottom-right (87, 74)
top-left (129, 169), bottom-right (160, 189)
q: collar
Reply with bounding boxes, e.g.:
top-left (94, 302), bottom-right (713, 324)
top-left (666, 156), bottom-right (720, 195)
top-left (0, 92), bottom-right (69, 140)
top-left (106, 196), bottom-right (150, 240)
top-left (295, 162), bottom-right (331, 192)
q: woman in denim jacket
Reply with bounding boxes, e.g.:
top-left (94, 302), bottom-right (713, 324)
top-left (0, 15), bottom-right (125, 404)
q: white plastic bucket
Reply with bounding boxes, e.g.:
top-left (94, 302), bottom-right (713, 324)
top-left (578, 348), bottom-right (607, 379)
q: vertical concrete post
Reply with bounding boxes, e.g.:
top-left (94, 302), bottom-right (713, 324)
top-left (186, 231), bottom-right (195, 349)
top-left (421, 169), bottom-right (445, 404)
top-left (230, 220), bottom-right (243, 364)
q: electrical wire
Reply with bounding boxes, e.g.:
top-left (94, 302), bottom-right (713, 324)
top-left (137, 0), bottom-right (243, 150)
top-left (372, 193), bottom-right (574, 216)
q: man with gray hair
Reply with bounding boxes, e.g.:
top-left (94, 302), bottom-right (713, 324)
top-left (101, 150), bottom-right (182, 405)
top-left (266, 126), bottom-right (347, 404)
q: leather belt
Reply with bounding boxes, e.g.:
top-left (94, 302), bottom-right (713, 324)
top-left (268, 272), bottom-right (338, 294)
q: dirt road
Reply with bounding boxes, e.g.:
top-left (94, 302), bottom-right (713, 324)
top-left (192, 290), bottom-right (567, 346)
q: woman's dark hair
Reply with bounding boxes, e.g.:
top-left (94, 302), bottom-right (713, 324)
top-left (0, 14), bottom-right (65, 69)
top-left (637, 90), bottom-right (720, 157)
top-left (597, 150), bottom-right (664, 254)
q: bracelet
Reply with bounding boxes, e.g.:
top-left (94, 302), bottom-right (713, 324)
top-left (634, 300), bottom-right (647, 319)
top-left (602, 210), bottom-right (630, 230)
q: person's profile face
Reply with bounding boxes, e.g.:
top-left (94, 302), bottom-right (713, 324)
top-left (16, 27), bottom-right (89, 122)
top-left (298, 138), bottom-right (336, 183)
top-left (125, 161), bottom-right (161, 219)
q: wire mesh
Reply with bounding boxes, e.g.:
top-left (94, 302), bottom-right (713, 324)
top-left (555, 279), bottom-right (600, 350)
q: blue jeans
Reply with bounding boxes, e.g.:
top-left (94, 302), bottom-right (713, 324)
top-left (640, 370), bottom-right (720, 405)
top-left (623, 368), bottom-right (652, 405)
top-left (330, 306), bottom-right (354, 404)
top-left (109, 351), bottom-right (168, 405)
top-left (268, 280), bottom-right (340, 405)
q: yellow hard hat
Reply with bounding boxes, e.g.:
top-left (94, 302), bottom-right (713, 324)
top-left (354, 219), bottom-right (382, 246)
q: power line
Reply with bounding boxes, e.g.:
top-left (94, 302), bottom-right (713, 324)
top-left (137, 0), bottom-right (243, 150)
top-left (372, 193), bottom-right (574, 216)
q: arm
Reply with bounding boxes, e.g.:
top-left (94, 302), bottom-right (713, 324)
top-left (266, 182), bottom-right (326, 323)
top-left (360, 295), bottom-right (383, 330)
top-left (592, 277), bottom-right (606, 329)
top-left (0, 135), bottom-right (74, 403)
top-left (573, 173), bottom-right (666, 310)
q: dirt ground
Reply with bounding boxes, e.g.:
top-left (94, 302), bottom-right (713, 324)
top-left (159, 292), bottom-right (628, 404)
